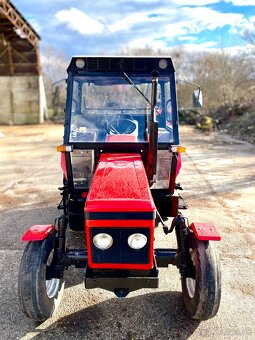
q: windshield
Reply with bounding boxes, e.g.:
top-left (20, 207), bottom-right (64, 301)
top-left (69, 75), bottom-right (173, 143)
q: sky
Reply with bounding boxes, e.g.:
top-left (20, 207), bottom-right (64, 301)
top-left (13, 0), bottom-right (255, 57)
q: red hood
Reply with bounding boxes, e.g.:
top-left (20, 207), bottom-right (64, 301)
top-left (85, 153), bottom-right (155, 213)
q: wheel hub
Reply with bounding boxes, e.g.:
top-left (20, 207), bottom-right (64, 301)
top-left (186, 277), bottom-right (196, 298)
top-left (46, 250), bottom-right (61, 299)
top-left (186, 248), bottom-right (196, 298)
top-left (46, 278), bottom-right (61, 299)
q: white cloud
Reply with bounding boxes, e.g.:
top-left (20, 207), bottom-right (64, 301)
top-left (222, 43), bottom-right (255, 54)
top-left (118, 6), bottom-right (246, 35)
top-left (179, 6), bottom-right (245, 31)
top-left (229, 15), bottom-right (255, 34)
top-left (52, 3), bottom-right (253, 55)
top-left (225, 0), bottom-right (255, 5)
top-left (127, 37), bottom-right (168, 50)
top-left (158, 6), bottom-right (245, 31)
top-left (164, 23), bottom-right (189, 37)
top-left (114, 0), bottom-right (219, 3)
top-left (171, 0), bottom-right (220, 4)
top-left (55, 4), bottom-right (245, 38)
top-left (184, 41), bottom-right (219, 51)
top-left (178, 36), bottom-right (198, 42)
top-left (120, 6), bottom-right (249, 53)
top-left (181, 42), bottom-right (254, 55)
top-left (109, 5), bottom-right (247, 40)
top-left (109, 12), bottom-right (150, 33)
top-left (55, 7), bottom-right (104, 35)
top-left (54, 5), bottom-right (248, 39)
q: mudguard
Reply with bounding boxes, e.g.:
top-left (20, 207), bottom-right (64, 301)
top-left (21, 225), bottom-right (55, 241)
top-left (190, 222), bottom-right (221, 241)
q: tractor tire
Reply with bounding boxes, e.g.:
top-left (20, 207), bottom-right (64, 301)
top-left (18, 233), bottom-right (64, 321)
top-left (181, 237), bottom-right (221, 320)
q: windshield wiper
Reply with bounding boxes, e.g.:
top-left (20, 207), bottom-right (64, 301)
top-left (122, 71), bottom-right (162, 117)
top-left (122, 72), bottom-right (152, 106)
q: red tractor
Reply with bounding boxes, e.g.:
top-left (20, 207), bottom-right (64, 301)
top-left (18, 57), bottom-right (221, 321)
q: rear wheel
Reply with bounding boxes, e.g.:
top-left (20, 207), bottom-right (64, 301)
top-left (18, 233), bottom-right (64, 321)
top-left (181, 235), bottom-right (221, 320)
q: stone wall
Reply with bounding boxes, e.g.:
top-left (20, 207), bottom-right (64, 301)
top-left (0, 75), bottom-right (44, 124)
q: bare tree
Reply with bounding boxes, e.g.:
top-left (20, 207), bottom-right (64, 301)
top-left (41, 45), bottom-right (68, 117)
top-left (243, 22), bottom-right (255, 47)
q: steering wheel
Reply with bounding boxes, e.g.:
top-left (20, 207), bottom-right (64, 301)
top-left (108, 118), bottom-right (137, 134)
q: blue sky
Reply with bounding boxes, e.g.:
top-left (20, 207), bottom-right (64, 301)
top-left (13, 0), bottom-right (255, 56)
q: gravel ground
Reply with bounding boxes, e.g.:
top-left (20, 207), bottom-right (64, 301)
top-left (0, 124), bottom-right (254, 340)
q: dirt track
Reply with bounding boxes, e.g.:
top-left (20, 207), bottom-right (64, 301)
top-left (0, 124), bottom-right (254, 339)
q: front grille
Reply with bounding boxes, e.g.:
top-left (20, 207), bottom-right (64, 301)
top-left (90, 228), bottom-right (150, 264)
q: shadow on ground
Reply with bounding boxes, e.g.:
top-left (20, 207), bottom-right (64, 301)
top-left (0, 206), bottom-right (59, 250)
top-left (31, 291), bottom-right (199, 339)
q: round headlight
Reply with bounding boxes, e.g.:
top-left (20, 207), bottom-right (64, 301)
top-left (159, 59), bottom-right (168, 69)
top-left (128, 233), bottom-right (147, 250)
top-left (93, 233), bottom-right (113, 250)
top-left (76, 58), bottom-right (85, 68)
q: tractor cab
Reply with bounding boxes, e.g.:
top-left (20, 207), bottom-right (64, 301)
top-left (18, 57), bottom-right (222, 322)
top-left (61, 57), bottom-right (181, 226)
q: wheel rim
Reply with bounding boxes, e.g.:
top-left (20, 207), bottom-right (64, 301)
top-left (186, 247), bottom-right (196, 298)
top-left (186, 277), bottom-right (196, 298)
top-left (46, 278), bottom-right (60, 299)
top-left (46, 250), bottom-right (60, 299)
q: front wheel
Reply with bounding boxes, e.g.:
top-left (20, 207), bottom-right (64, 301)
top-left (18, 233), bottom-right (64, 321)
top-left (181, 236), bottom-right (221, 320)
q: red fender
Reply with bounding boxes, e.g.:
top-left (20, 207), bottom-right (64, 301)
top-left (190, 222), bottom-right (221, 241)
top-left (176, 154), bottom-right (182, 177)
top-left (21, 225), bottom-right (55, 241)
top-left (61, 152), bottom-right (67, 179)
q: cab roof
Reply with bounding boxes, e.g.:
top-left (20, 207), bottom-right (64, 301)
top-left (67, 56), bottom-right (175, 75)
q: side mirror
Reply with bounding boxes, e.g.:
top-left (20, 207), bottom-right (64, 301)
top-left (193, 89), bottom-right (203, 108)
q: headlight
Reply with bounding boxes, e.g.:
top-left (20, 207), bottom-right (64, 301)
top-left (75, 58), bottom-right (85, 68)
top-left (93, 233), bottom-right (113, 250)
top-left (159, 59), bottom-right (168, 69)
top-left (128, 233), bottom-right (147, 250)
